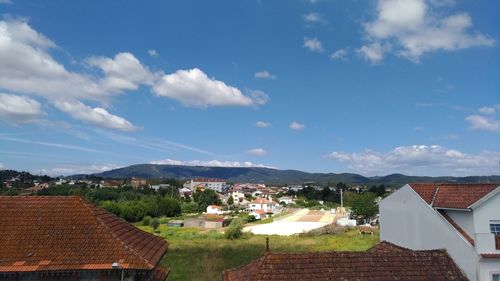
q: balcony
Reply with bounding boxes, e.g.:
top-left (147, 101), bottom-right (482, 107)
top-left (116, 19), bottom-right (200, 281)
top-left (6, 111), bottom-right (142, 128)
top-left (496, 235), bottom-right (500, 250)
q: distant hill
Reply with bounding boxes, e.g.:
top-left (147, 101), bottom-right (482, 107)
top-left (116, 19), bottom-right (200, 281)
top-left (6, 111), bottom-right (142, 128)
top-left (88, 164), bottom-right (500, 187)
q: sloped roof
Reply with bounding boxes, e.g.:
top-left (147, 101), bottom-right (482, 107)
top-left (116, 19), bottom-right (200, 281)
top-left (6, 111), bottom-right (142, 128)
top-left (249, 198), bottom-right (275, 205)
top-left (222, 241), bottom-right (468, 281)
top-left (0, 196), bottom-right (168, 277)
top-left (408, 183), bottom-right (499, 209)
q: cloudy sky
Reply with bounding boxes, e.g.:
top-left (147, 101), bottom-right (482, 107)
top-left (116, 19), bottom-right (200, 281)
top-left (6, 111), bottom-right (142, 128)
top-left (0, 0), bottom-right (499, 177)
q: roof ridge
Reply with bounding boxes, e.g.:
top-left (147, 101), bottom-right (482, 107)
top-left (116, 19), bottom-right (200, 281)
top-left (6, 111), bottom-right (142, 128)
top-left (430, 185), bottom-right (440, 207)
top-left (78, 197), bottom-right (157, 269)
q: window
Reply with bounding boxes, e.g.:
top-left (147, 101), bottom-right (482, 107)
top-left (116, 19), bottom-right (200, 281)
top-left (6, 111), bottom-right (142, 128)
top-left (490, 221), bottom-right (500, 235)
top-left (492, 273), bottom-right (500, 281)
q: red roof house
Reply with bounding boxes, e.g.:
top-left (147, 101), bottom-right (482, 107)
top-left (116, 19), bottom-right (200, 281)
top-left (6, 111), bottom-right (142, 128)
top-left (380, 183), bottom-right (500, 281)
top-left (0, 196), bottom-right (169, 280)
top-left (223, 241), bottom-right (468, 280)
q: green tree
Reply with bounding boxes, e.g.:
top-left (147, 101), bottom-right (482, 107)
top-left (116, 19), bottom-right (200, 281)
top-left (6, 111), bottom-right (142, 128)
top-left (158, 197), bottom-right (181, 217)
top-left (197, 189), bottom-right (222, 211)
top-left (151, 218), bottom-right (160, 233)
top-left (351, 192), bottom-right (378, 223)
top-left (225, 219), bottom-right (243, 240)
top-left (227, 195), bottom-right (234, 205)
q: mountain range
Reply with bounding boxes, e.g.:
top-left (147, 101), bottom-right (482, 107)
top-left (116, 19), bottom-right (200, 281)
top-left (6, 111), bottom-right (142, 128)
top-left (82, 164), bottom-right (500, 187)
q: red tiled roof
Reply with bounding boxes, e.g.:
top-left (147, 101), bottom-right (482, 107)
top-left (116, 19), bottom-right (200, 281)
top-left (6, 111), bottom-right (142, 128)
top-left (481, 253), bottom-right (500, 259)
top-left (408, 183), bottom-right (499, 209)
top-left (0, 196), bottom-right (168, 279)
top-left (222, 241), bottom-right (468, 281)
top-left (249, 198), bottom-right (275, 205)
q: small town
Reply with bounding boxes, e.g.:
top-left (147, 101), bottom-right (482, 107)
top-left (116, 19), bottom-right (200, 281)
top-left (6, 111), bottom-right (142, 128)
top-left (0, 0), bottom-right (499, 280)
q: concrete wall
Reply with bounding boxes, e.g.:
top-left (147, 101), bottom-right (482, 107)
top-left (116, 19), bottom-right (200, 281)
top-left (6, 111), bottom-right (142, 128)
top-left (473, 191), bottom-right (500, 281)
top-left (380, 185), bottom-right (479, 281)
top-left (447, 210), bottom-right (475, 237)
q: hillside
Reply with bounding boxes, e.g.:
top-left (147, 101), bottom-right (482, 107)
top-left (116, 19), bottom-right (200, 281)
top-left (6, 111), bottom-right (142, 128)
top-left (89, 164), bottom-right (500, 187)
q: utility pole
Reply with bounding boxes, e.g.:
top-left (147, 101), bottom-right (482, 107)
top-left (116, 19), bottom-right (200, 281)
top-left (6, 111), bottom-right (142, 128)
top-left (340, 188), bottom-right (343, 209)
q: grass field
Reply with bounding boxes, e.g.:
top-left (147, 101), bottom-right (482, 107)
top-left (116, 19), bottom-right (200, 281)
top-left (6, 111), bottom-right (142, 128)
top-left (138, 224), bottom-right (380, 281)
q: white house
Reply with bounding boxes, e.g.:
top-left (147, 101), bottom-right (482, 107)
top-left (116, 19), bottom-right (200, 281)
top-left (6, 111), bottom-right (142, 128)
top-left (206, 205), bottom-right (223, 215)
top-left (184, 178), bottom-right (226, 192)
top-left (248, 198), bottom-right (276, 213)
top-left (250, 209), bottom-right (267, 220)
top-left (278, 196), bottom-right (294, 205)
top-left (230, 190), bottom-right (246, 205)
top-left (380, 183), bottom-right (500, 281)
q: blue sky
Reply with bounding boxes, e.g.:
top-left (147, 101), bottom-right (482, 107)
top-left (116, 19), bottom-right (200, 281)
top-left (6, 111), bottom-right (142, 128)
top-left (0, 0), bottom-right (499, 177)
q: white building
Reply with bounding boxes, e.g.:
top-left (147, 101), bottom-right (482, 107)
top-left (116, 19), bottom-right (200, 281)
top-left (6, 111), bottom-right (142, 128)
top-left (380, 183), bottom-right (500, 281)
top-left (230, 190), bottom-right (246, 205)
top-left (184, 178), bottom-right (227, 192)
top-left (250, 209), bottom-right (267, 220)
top-left (248, 198), bottom-right (277, 213)
top-left (278, 196), bottom-right (294, 205)
top-left (206, 205), bottom-right (223, 215)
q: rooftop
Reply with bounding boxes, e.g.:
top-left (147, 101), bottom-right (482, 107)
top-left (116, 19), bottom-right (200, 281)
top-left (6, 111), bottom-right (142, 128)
top-left (223, 241), bottom-right (468, 281)
top-left (0, 196), bottom-right (168, 278)
top-left (408, 183), bottom-right (499, 209)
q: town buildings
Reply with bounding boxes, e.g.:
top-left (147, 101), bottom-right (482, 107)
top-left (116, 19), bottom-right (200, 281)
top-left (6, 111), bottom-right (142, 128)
top-left (380, 183), bottom-right (500, 281)
top-left (247, 198), bottom-right (277, 213)
top-left (0, 196), bottom-right (169, 281)
top-left (184, 178), bottom-right (227, 192)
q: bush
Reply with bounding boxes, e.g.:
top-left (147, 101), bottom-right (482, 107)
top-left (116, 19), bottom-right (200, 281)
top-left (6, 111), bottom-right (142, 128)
top-left (151, 218), bottom-right (160, 232)
top-left (224, 219), bottom-right (244, 240)
top-left (142, 216), bottom-right (153, 226)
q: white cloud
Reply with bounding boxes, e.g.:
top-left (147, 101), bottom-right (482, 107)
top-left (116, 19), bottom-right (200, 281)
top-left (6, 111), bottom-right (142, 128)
top-left (0, 93), bottom-right (44, 123)
top-left (87, 52), bottom-right (157, 92)
top-left (361, 0), bottom-right (494, 63)
top-left (148, 49), bottom-right (158, 57)
top-left (330, 48), bottom-right (348, 60)
top-left (0, 0), bottom-right (12, 4)
top-left (303, 37), bottom-right (324, 53)
top-left (41, 163), bottom-right (123, 176)
top-left (0, 19), bottom-right (151, 130)
top-left (255, 121), bottom-right (271, 128)
top-left (302, 13), bottom-right (326, 24)
top-left (254, 70), bottom-right (276, 79)
top-left (53, 100), bottom-right (138, 132)
top-left (149, 158), bottom-right (274, 168)
top-left (479, 106), bottom-right (496, 115)
top-left (246, 148), bottom-right (267, 156)
top-left (153, 68), bottom-right (267, 107)
top-left (357, 43), bottom-right (388, 64)
top-left (465, 115), bottom-right (500, 133)
top-left (326, 144), bottom-right (500, 176)
top-left (0, 19), bottom-right (265, 131)
top-left (289, 121), bottom-right (305, 131)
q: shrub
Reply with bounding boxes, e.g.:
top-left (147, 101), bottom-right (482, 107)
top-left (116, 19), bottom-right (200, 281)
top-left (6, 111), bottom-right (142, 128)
top-left (142, 216), bottom-right (153, 226)
top-left (151, 218), bottom-right (160, 233)
top-left (224, 219), bottom-right (243, 240)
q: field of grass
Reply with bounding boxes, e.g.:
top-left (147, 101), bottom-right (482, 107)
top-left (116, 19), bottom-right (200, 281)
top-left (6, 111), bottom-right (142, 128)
top-left (137, 224), bottom-right (380, 281)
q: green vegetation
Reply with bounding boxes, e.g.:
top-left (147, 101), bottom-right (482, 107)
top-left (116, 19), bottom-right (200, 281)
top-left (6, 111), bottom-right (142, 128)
top-left (224, 219), bottom-right (244, 240)
top-left (351, 192), bottom-right (379, 222)
top-left (138, 224), bottom-right (379, 281)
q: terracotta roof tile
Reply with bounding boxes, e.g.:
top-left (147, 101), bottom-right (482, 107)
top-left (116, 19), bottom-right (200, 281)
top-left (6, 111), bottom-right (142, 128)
top-left (223, 241), bottom-right (468, 281)
top-left (409, 183), bottom-right (499, 209)
top-left (0, 196), bottom-right (169, 278)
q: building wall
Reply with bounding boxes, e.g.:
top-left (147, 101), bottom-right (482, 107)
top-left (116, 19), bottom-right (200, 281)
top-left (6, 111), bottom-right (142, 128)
top-left (380, 184), bottom-right (479, 281)
top-left (473, 191), bottom-right (500, 281)
top-left (479, 259), bottom-right (500, 281)
top-left (447, 210), bottom-right (475, 237)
